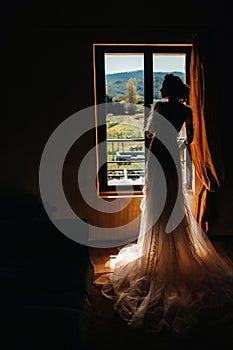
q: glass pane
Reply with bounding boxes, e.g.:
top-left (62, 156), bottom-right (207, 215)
top-left (104, 54), bottom-right (145, 186)
top-left (153, 54), bottom-right (192, 190)
top-left (153, 54), bottom-right (186, 102)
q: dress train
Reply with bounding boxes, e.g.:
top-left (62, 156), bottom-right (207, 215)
top-left (95, 111), bottom-right (233, 337)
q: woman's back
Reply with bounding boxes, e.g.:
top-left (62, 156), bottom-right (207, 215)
top-left (153, 100), bottom-right (192, 133)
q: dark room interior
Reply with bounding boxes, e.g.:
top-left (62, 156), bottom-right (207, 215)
top-left (1, 2), bottom-right (233, 349)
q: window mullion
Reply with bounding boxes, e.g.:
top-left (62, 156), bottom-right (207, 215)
top-left (144, 50), bottom-right (154, 109)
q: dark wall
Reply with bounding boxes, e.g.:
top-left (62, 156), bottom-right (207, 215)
top-left (1, 2), bottom-right (232, 234)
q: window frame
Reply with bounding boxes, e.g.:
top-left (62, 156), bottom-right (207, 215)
top-left (93, 43), bottom-right (192, 197)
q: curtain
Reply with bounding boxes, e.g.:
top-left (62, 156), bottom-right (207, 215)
top-left (189, 32), bottom-right (225, 232)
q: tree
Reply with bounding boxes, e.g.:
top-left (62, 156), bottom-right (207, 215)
top-left (126, 78), bottom-right (137, 114)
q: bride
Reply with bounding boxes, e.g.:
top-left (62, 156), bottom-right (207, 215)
top-left (95, 74), bottom-right (233, 337)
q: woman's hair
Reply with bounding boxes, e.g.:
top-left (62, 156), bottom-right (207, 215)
top-left (162, 74), bottom-right (190, 101)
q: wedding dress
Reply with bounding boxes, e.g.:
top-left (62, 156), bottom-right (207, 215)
top-left (95, 102), bottom-right (233, 337)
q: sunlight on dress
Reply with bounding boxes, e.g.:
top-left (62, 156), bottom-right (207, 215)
top-left (95, 108), bottom-right (233, 338)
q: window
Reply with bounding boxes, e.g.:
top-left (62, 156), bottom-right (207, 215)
top-left (93, 44), bottom-right (192, 196)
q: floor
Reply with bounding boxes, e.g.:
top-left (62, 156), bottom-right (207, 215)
top-left (89, 246), bottom-right (121, 274)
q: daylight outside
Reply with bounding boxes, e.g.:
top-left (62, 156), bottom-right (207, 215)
top-left (104, 53), bottom-right (189, 188)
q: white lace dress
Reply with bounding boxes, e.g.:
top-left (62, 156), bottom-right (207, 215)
top-left (95, 102), bottom-right (233, 337)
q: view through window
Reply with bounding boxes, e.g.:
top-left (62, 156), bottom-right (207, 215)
top-left (105, 54), bottom-right (145, 187)
top-left (94, 45), bottom-right (192, 194)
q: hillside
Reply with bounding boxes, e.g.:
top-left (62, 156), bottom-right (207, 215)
top-left (106, 70), bottom-right (184, 100)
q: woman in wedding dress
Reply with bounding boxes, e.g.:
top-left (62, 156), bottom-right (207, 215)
top-left (95, 74), bottom-right (233, 337)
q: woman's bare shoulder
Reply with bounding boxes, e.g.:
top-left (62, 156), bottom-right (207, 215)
top-left (183, 104), bottom-right (193, 119)
top-left (153, 100), bottom-right (165, 112)
top-left (181, 103), bottom-right (192, 110)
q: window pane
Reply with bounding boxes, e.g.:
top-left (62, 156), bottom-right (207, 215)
top-left (105, 54), bottom-right (145, 186)
top-left (153, 54), bottom-right (186, 101)
top-left (153, 54), bottom-right (192, 190)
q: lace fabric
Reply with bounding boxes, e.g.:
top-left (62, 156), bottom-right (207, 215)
top-left (95, 105), bottom-right (233, 337)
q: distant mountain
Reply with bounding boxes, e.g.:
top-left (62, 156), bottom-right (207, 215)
top-left (106, 70), bottom-right (144, 82)
top-left (106, 70), bottom-right (184, 100)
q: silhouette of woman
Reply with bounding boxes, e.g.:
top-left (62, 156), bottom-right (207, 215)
top-left (95, 74), bottom-right (233, 337)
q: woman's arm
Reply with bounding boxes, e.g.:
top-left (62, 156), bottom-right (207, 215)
top-left (179, 108), bottom-right (193, 152)
top-left (185, 108), bottom-right (194, 145)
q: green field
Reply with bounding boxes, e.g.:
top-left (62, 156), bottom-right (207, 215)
top-left (106, 114), bottom-right (145, 171)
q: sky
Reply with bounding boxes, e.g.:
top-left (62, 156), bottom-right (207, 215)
top-left (105, 54), bottom-right (186, 74)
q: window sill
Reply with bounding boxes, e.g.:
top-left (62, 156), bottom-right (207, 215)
top-left (98, 188), bottom-right (194, 199)
top-left (98, 190), bottom-right (143, 199)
